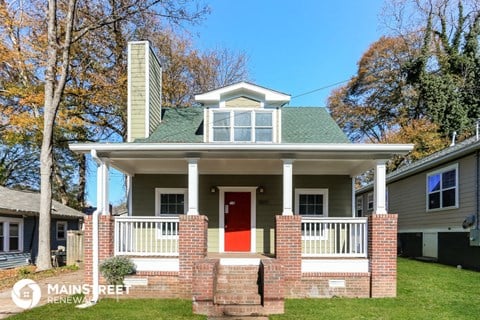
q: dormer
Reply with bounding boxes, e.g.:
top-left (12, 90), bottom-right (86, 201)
top-left (195, 82), bottom-right (291, 143)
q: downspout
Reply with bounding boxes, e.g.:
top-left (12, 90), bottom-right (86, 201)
top-left (77, 149), bottom-right (103, 308)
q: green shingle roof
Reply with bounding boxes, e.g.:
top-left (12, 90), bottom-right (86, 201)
top-left (135, 107), bottom-right (204, 143)
top-left (281, 107), bottom-right (349, 143)
top-left (135, 106), bottom-right (350, 144)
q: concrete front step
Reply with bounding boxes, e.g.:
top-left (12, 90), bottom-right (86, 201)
top-left (214, 293), bottom-right (262, 305)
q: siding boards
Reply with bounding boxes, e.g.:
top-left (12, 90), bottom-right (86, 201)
top-left (293, 175), bottom-right (352, 216)
top-left (148, 48), bottom-right (162, 134)
top-left (132, 173), bottom-right (352, 253)
top-left (129, 43), bottom-right (147, 140)
top-left (390, 155), bottom-right (476, 231)
top-left (225, 97), bottom-right (261, 108)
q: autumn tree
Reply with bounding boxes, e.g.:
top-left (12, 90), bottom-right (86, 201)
top-left (1, 0), bottom-right (208, 271)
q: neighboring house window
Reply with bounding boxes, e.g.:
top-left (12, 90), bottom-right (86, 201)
top-left (56, 221), bottom-right (68, 241)
top-left (0, 218), bottom-right (23, 252)
top-left (356, 196), bottom-right (363, 217)
top-left (367, 193), bottom-right (374, 211)
top-left (427, 164), bottom-right (458, 211)
top-left (211, 110), bottom-right (274, 143)
top-left (295, 188), bottom-right (329, 216)
top-left (155, 188), bottom-right (188, 215)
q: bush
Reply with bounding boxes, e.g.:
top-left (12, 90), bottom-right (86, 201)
top-left (99, 256), bottom-right (135, 286)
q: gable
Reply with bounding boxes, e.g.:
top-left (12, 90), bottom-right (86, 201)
top-left (225, 96), bottom-right (261, 108)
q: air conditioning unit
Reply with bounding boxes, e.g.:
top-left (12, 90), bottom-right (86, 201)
top-left (470, 229), bottom-right (480, 246)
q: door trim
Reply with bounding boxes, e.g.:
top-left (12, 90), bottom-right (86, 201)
top-left (218, 187), bottom-right (257, 253)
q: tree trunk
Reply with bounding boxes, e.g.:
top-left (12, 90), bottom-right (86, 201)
top-left (37, 0), bottom-right (76, 271)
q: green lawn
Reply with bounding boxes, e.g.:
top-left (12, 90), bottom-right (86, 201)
top-left (9, 258), bottom-right (480, 319)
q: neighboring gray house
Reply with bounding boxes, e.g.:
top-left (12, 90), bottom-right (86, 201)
top-left (357, 136), bottom-right (480, 270)
top-left (0, 186), bottom-right (84, 269)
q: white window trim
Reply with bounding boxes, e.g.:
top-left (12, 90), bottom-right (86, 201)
top-left (208, 108), bottom-right (277, 143)
top-left (56, 221), bottom-right (68, 241)
top-left (426, 163), bottom-right (459, 212)
top-left (0, 217), bottom-right (24, 252)
top-left (294, 188), bottom-right (329, 216)
top-left (367, 192), bottom-right (374, 211)
top-left (356, 196), bottom-right (363, 217)
top-left (155, 188), bottom-right (188, 215)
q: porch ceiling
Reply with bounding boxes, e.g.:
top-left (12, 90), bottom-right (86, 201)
top-left (70, 143), bottom-right (414, 176)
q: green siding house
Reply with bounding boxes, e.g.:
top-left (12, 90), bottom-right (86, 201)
top-left (70, 41), bottom-right (413, 316)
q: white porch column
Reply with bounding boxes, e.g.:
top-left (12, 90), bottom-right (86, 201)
top-left (126, 175), bottom-right (133, 216)
top-left (282, 159), bottom-right (294, 215)
top-left (351, 177), bottom-right (356, 217)
top-left (373, 160), bottom-right (387, 214)
top-left (187, 158), bottom-right (199, 215)
top-left (100, 161), bottom-right (110, 215)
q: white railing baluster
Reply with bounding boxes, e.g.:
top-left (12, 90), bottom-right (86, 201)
top-left (114, 216), bottom-right (179, 256)
top-left (301, 217), bottom-right (368, 258)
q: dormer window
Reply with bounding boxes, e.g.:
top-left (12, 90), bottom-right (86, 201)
top-left (195, 82), bottom-right (291, 144)
top-left (211, 109), bottom-right (274, 143)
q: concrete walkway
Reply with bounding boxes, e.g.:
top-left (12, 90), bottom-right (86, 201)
top-left (0, 270), bottom-right (84, 319)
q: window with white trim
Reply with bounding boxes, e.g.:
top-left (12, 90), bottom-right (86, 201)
top-left (0, 218), bottom-right (23, 252)
top-left (356, 196), bottom-right (363, 217)
top-left (367, 193), bottom-right (374, 211)
top-left (56, 221), bottom-right (67, 241)
top-left (427, 164), bottom-right (458, 211)
top-left (155, 188), bottom-right (188, 215)
top-left (211, 109), bottom-right (274, 143)
top-left (295, 189), bottom-right (328, 216)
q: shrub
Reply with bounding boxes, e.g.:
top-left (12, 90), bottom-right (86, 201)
top-left (99, 256), bottom-right (135, 286)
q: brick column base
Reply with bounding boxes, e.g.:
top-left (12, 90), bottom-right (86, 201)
top-left (83, 215), bottom-right (114, 285)
top-left (179, 215), bottom-right (208, 295)
top-left (368, 214), bottom-right (397, 298)
top-left (275, 215), bottom-right (302, 281)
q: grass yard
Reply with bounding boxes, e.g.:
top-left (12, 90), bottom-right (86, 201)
top-left (8, 258), bottom-right (480, 319)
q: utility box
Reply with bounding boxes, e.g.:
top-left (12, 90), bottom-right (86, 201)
top-left (470, 229), bottom-right (480, 246)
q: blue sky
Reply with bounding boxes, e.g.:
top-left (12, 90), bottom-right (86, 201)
top-left (86, 0), bottom-right (386, 206)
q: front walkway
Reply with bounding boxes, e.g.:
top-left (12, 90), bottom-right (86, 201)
top-left (0, 269), bottom-right (84, 319)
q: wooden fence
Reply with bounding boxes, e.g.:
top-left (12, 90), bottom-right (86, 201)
top-left (67, 230), bottom-right (84, 266)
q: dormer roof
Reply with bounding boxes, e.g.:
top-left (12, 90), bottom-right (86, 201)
top-left (194, 81), bottom-right (291, 106)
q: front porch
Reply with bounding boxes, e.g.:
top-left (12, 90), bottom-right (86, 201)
top-left (84, 212), bottom-right (396, 316)
top-left (74, 144), bottom-right (408, 316)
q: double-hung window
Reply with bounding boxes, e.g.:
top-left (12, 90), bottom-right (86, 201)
top-left (0, 218), bottom-right (23, 252)
top-left (56, 221), bottom-right (67, 241)
top-left (296, 189), bottom-right (329, 239)
top-left (427, 164), bottom-right (458, 211)
top-left (211, 110), bottom-right (274, 142)
top-left (356, 196), bottom-right (363, 217)
top-left (155, 188), bottom-right (188, 215)
top-left (367, 193), bottom-right (374, 211)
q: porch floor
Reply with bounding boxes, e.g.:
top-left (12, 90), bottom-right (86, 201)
top-left (207, 252), bottom-right (274, 259)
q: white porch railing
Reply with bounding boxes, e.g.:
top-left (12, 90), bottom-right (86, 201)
top-left (114, 216), bottom-right (179, 256)
top-left (301, 217), bottom-right (368, 258)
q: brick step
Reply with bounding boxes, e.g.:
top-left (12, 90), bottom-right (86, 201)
top-left (217, 265), bottom-right (260, 274)
top-left (215, 285), bottom-right (259, 295)
top-left (220, 304), bottom-right (268, 317)
top-left (214, 293), bottom-right (262, 305)
top-left (216, 275), bottom-right (259, 284)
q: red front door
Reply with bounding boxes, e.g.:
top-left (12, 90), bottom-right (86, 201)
top-left (224, 192), bottom-right (251, 252)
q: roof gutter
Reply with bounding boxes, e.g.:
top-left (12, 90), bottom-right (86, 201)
top-left (69, 142), bottom-right (414, 154)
